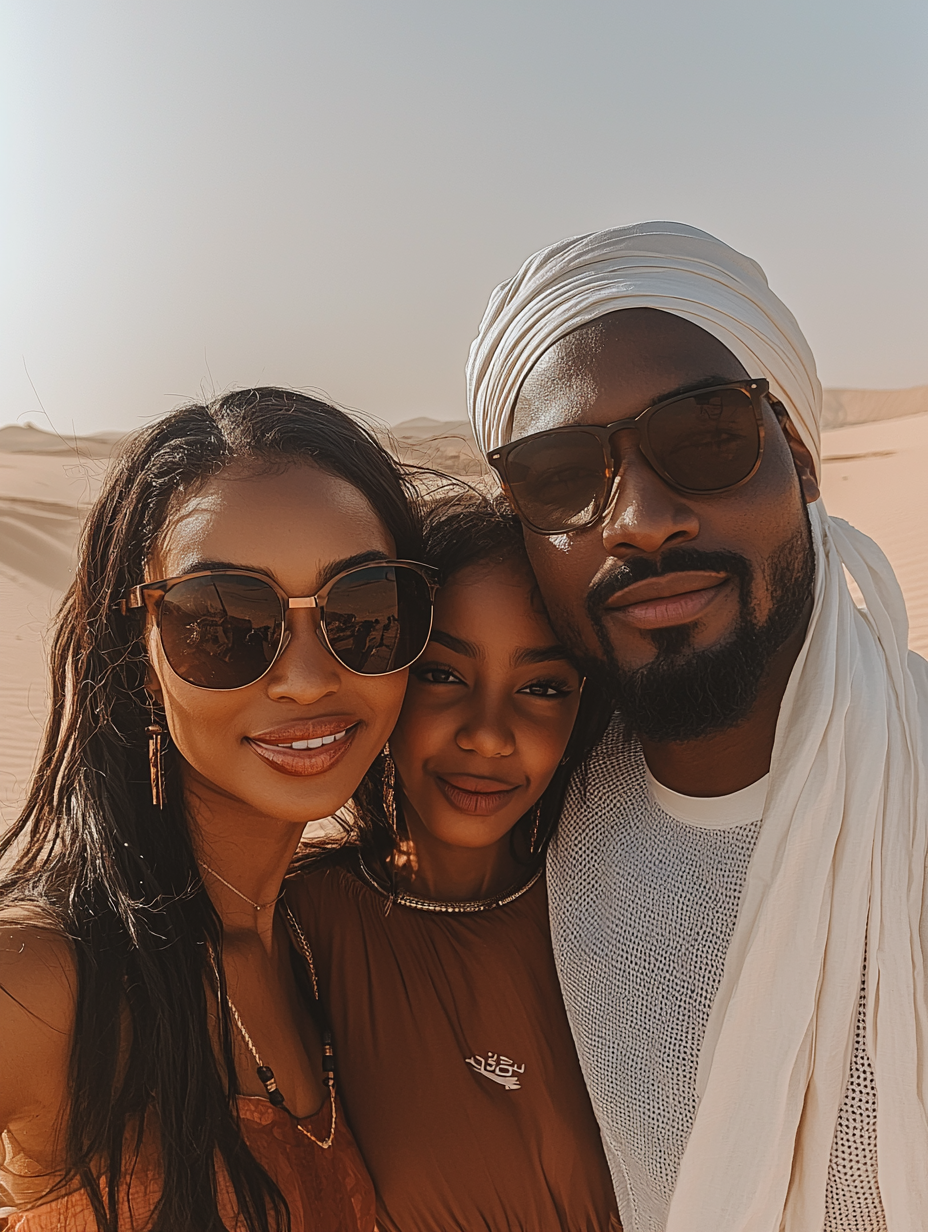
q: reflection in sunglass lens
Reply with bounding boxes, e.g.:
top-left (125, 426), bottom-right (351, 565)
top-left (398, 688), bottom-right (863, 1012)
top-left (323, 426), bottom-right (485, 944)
top-left (159, 574), bottom-right (285, 689)
top-left (503, 431), bottom-right (608, 532)
top-left (323, 565), bottom-right (433, 674)
top-left (647, 388), bottom-right (759, 492)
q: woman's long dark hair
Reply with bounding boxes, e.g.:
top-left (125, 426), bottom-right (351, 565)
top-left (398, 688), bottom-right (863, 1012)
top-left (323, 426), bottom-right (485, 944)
top-left (0, 388), bottom-right (423, 1231)
top-left (352, 491), bottom-right (614, 886)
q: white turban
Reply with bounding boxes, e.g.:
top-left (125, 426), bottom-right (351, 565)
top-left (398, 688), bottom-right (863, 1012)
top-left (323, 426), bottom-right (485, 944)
top-left (467, 222), bottom-right (928, 1231)
top-left (465, 220), bottom-right (823, 469)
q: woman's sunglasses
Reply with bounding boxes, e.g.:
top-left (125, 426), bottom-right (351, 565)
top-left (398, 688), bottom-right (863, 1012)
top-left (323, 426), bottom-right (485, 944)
top-left (487, 379), bottom-right (770, 535)
top-left (121, 561), bottom-right (439, 690)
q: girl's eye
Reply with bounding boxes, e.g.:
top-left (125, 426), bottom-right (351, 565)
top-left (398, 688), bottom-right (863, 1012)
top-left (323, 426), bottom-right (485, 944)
top-left (519, 679), bottom-right (573, 698)
top-left (412, 665), bottom-right (463, 686)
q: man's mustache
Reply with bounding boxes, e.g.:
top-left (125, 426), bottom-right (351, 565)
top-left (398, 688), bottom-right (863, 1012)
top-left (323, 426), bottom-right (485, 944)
top-left (586, 547), bottom-right (754, 612)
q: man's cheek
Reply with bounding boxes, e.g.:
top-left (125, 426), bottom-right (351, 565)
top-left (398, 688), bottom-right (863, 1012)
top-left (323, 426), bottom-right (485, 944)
top-left (528, 536), bottom-right (592, 593)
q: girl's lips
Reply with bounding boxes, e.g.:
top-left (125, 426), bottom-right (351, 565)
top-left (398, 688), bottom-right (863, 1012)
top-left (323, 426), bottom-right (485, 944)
top-left (245, 723), bottom-right (359, 778)
top-left (435, 775), bottom-right (521, 817)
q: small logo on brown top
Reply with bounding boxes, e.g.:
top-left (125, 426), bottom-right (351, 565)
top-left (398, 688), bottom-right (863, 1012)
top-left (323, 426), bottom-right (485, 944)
top-left (465, 1052), bottom-right (524, 1091)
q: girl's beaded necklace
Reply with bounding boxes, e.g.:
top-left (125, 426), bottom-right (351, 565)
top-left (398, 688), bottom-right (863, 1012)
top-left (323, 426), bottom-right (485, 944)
top-left (209, 901), bottom-right (336, 1150)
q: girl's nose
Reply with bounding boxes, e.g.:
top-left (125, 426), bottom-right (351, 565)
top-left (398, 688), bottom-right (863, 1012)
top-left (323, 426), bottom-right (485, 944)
top-left (455, 696), bottom-right (516, 759)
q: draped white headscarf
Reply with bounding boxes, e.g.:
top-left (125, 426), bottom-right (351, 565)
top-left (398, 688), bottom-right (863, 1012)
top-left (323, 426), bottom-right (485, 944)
top-left (466, 222), bottom-right (928, 1231)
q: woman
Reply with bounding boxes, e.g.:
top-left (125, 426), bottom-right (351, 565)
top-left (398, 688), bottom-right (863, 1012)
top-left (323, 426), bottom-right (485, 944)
top-left (292, 494), bottom-right (621, 1232)
top-left (0, 388), bottom-right (437, 1231)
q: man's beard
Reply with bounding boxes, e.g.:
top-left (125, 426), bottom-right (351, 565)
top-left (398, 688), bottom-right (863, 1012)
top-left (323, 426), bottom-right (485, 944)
top-left (577, 520), bottom-right (815, 744)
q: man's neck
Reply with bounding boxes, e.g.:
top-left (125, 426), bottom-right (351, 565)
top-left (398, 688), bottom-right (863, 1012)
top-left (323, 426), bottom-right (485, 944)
top-left (640, 604), bottom-right (810, 797)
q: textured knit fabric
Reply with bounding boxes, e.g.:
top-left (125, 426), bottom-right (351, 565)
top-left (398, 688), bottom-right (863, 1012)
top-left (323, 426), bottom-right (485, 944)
top-left (466, 222), bottom-right (928, 1231)
top-left (548, 724), bottom-right (886, 1232)
top-left (289, 857), bottom-right (620, 1232)
top-left (0, 1096), bottom-right (375, 1232)
top-left (824, 969), bottom-right (887, 1231)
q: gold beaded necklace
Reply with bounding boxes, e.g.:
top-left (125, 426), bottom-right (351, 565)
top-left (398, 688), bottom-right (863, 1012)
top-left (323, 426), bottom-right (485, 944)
top-left (357, 853), bottom-right (543, 913)
top-left (209, 902), bottom-right (336, 1150)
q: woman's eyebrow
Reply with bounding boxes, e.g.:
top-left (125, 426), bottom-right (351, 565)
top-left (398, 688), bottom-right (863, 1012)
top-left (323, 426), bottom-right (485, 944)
top-left (428, 630), bottom-right (481, 659)
top-left (511, 644), bottom-right (570, 667)
top-left (315, 550), bottom-right (390, 589)
top-left (165, 551), bottom-right (389, 590)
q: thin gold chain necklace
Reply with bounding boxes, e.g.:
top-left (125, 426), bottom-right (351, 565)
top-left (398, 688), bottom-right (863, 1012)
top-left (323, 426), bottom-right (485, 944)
top-left (199, 860), bottom-right (284, 912)
top-left (209, 903), bottom-right (336, 1150)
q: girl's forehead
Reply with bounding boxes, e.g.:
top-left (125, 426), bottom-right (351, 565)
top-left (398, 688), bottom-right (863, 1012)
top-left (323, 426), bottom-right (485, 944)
top-left (435, 561), bottom-right (560, 653)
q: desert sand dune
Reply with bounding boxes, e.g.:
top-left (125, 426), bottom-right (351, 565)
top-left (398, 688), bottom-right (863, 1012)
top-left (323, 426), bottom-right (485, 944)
top-left (0, 446), bottom-right (111, 822)
top-left (818, 410), bottom-right (928, 657)
top-left (821, 385), bottom-right (928, 430)
top-left (2, 399), bottom-right (926, 824)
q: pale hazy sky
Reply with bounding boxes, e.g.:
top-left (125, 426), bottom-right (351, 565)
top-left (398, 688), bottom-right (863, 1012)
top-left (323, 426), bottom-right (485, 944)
top-left (2, 0), bottom-right (926, 438)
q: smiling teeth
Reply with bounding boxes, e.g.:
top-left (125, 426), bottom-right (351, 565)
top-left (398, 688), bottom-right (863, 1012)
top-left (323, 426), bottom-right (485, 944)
top-left (285, 729), bottom-right (349, 750)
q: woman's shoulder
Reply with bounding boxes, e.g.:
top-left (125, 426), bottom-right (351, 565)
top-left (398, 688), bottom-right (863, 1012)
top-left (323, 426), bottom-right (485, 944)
top-left (0, 912), bottom-right (76, 1024)
top-left (0, 913), bottom-right (76, 1130)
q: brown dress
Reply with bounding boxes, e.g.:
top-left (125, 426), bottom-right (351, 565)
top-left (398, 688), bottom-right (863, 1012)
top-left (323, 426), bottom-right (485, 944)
top-left (290, 855), bottom-right (620, 1232)
top-left (0, 1095), bottom-right (375, 1231)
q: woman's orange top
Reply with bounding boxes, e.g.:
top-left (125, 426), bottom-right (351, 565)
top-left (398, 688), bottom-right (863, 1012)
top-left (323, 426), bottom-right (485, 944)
top-left (0, 1094), bottom-right (375, 1231)
top-left (290, 855), bottom-right (620, 1232)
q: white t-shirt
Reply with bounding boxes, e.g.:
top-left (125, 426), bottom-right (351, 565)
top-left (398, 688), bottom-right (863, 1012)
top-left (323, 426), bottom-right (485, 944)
top-left (547, 718), bottom-right (885, 1232)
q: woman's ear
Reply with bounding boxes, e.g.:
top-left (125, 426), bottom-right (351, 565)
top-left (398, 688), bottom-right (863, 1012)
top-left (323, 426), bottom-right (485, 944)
top-left (773, 402), bottom-right (821, 505)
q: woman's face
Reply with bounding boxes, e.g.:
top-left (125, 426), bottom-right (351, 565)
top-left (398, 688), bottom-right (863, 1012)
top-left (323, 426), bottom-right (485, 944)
top-left (389, 558), bottom-right (582, 850)
top-left (146, 461), bottom-right (409, 827)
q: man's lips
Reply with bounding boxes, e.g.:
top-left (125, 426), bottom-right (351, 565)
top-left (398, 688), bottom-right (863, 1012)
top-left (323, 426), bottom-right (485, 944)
top-left (245, 720), bottom-right (360, 778)
top-left (602, 571), bottom-right (732, 630)
top-left (435, 774), bottom-right (522, 817)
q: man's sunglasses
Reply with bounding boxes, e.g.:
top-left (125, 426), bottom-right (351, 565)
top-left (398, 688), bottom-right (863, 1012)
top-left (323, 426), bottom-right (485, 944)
top-left (121, 560), bottom-right (439, 690)
top-left (487, 379), bottom-right (770, 535)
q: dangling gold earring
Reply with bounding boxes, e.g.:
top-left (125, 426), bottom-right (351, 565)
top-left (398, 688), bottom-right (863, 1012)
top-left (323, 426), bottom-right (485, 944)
top-left (529, 800), bottom-right (544, 855)
top-left (145, 701), bottom-right (166, 809)
top-left (382, 742), bottom-right (399, 836)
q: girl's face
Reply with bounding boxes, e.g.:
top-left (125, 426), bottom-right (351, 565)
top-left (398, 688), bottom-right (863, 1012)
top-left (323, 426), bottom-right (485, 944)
top-left (389, 558), bottom-right (582, 850)
top-left (146, 461), bottom-right (409, 828)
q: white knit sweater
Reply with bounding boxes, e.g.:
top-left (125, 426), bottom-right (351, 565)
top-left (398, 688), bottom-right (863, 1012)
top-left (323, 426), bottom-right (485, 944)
top-left (547, 722), bottom-right (885, 1232)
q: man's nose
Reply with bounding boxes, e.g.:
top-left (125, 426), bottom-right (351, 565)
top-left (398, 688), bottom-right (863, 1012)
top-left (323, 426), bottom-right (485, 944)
top-left (601, 437), bottom-right (699, 558)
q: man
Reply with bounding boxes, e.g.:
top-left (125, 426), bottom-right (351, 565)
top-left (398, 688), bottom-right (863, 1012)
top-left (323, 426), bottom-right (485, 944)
top-left (466, 223), bottom-right (928, 1232)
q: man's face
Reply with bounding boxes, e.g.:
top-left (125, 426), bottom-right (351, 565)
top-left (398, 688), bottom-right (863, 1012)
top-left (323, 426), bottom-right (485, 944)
top-left (510, 308), bottom-right (820, 742)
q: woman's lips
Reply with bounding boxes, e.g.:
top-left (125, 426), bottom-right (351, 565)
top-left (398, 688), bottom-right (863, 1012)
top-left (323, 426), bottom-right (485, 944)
top-left (435, 774), bottom-right (521, 816)
top-left (245, 722), bottom-right (359, 778)
top-left (603, 572), bottom-right (732, 630)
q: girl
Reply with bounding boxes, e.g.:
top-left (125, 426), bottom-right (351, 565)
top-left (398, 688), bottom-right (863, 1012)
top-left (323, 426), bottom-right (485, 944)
top-left (292, 494), bottom-right (621, 1232)
top-left (0, 388), bottom-right (437, 1231)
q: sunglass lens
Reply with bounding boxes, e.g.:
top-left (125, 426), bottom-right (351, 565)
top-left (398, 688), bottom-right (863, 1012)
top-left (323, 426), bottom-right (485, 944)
top-left (648, 387), bottom-right (760, 492)
top-left (503, 431), bottom-right (608, 532)
top-left (323, 565), bottom-right (433, 674)
top-left (159, 574), bottom-right (284, 689)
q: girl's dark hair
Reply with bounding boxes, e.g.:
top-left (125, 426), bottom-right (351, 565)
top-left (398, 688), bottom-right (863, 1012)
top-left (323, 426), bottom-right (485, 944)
top-left (353, 490), bottom-right (613, 881)
top-left (0, 388), bottom-right (423, 1231)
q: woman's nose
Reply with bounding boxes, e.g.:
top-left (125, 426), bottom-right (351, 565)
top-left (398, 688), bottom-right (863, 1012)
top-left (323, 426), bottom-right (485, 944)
top-left (264, 609), bottom-right (342, 704)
